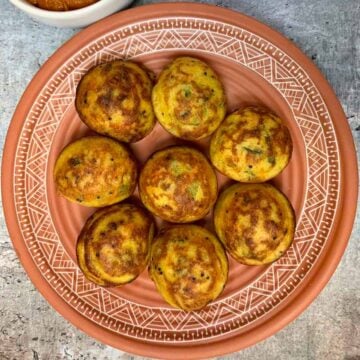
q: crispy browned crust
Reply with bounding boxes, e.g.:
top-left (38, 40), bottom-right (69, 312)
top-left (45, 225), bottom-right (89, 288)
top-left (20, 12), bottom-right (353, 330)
top-left (75, 60), bottom-right (155, 143)
top-left (149, 225), bottom-right (228, 311)
top-left (210, 106), bottom-right (293, 182)
top-left (53, 136), bottom-right (138, 207)
top-left (76, 203), bottom-right (155, 286)
top-left (152, 57), bottom-right (226, 140)
top-left (214, 183), bottom-right (295, 265)
top-left (139, 146), bottom-right (218, 223)
top-left (76, 207), bottom-right (113, 286)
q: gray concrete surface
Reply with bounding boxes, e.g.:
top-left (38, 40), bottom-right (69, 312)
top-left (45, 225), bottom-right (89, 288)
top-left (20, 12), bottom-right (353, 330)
top-left (0, 0), bottom-right (359, 359)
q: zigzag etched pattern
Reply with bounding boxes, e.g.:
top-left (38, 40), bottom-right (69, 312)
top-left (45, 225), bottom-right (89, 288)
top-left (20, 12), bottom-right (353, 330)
top-left (13, 18), bottom-right (339, 342)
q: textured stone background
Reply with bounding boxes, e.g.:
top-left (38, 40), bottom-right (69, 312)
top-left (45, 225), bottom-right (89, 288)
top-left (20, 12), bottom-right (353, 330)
top-left (0, 0), bottom-right (359, 359)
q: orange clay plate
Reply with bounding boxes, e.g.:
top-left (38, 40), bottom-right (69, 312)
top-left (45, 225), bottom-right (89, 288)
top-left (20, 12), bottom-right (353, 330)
top-left (2, 3), bottom-right (358, 359)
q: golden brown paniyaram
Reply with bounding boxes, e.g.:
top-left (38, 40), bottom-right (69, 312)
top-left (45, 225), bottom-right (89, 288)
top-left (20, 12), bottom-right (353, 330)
top-left (139, 145), bottom-right (218, 223)
top-left (54, 136), bottom-right (137, 207)
top-left (210, 106), bottom-right (292, 182)
top-left (214, 183), bottom-right (295, 265)
top-left (76, 60), bottom-right (155, 143)
top-left (77, 203), bottom-right (155, 286)
top-left (149, 225), bottom-right (228, 311)
top-left (152, 56), bottom-right (226, 140)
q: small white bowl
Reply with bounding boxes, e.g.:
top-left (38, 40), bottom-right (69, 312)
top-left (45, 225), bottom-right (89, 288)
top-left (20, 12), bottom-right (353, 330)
top-left (9, 0), bottom-right (134, 28)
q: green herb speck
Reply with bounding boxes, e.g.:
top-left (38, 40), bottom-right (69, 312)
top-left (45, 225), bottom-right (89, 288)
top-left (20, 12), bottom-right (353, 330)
top-left (268, 156), bottom-right (276, 165)
top-left (183, 87), bottom-right (191, 98)
top-left (170, 160), bottom-right (186, 176)
top-left (119, 184), bottom-right (130, 194)
top-left (187, 182), bottom-right (201, 200)
top-left (189, 118), bottom-right (201, 126)
top-left (243, 146), bottom-right (263, 155)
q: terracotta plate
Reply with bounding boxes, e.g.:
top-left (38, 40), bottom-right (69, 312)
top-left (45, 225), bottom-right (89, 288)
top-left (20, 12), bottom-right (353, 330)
top-left (2, 3), bottom-right (358, 359)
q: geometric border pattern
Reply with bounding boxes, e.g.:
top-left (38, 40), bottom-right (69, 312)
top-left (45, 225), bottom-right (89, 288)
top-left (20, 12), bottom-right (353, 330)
top-left (13, 17), bottom-right (339, 342)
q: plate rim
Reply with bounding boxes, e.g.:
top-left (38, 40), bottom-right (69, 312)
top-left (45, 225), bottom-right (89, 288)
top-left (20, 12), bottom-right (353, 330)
top-left (1, 3), bottom-right (358, 359)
